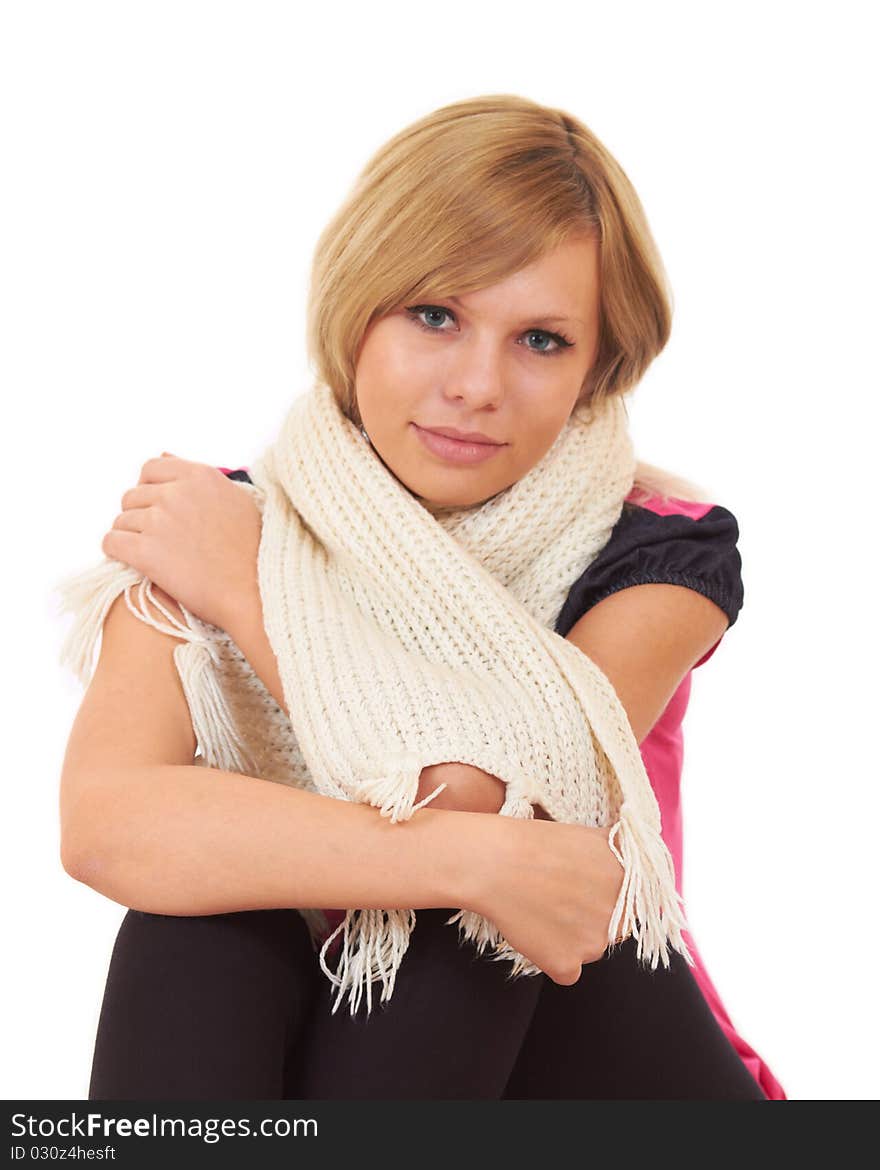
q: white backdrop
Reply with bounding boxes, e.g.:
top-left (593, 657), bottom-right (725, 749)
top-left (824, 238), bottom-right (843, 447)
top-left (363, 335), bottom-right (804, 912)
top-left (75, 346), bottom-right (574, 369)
top-left (3, 0), bottom-right (876, 1102)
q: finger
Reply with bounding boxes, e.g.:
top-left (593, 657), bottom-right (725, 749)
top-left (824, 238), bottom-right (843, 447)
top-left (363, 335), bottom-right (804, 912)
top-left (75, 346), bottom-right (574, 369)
top-left (138, 455), bottom-right (188, 484)
top-left (101, 525), bottom-right (147, 569)
top-left (121, 483), bottom-right (161, 510)
top-left (110, 505), bottom-right (151, 534)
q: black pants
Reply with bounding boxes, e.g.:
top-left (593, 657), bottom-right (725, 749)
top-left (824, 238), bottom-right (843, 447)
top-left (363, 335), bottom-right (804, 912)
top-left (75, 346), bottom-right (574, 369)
top-left (88, 906), bottom-right (767, 1100)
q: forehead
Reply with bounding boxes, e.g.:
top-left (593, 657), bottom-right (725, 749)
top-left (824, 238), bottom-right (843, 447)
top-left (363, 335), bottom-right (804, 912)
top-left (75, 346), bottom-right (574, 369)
top-left (446, 295), bottom-right (584, 327)
top-left (446, 238), bottom-right (599, 326)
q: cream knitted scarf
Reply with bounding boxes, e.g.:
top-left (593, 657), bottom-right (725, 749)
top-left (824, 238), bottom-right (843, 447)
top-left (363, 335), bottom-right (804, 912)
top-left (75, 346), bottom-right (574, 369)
top-left (57, 380), bottom-right (695, 1016)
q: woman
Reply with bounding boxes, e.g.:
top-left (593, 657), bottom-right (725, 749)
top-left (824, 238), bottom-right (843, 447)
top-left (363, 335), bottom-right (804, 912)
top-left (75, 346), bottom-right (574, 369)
top-left (56, 93), bottom-right (785, 1100)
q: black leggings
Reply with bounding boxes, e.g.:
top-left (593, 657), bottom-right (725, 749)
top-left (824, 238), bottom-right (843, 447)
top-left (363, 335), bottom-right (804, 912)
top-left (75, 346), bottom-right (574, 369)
top-left (87, 906), bottom-right (767, 1101)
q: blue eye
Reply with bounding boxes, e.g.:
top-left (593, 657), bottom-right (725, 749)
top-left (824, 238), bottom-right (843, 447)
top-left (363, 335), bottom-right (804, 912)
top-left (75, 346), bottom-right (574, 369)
top-left (404, 305), bottom-right (575, 358)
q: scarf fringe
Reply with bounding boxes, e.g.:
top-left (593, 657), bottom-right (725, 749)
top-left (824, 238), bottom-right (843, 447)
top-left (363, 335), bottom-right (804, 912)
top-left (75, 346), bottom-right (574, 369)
top-left (314, 766), bottom-right (697, 1013)
top-left (317, 780), bottom-right (549, 1016)
top-left (606, 802), bottom-right (695, 969)
top-left (314, 752), bottom-right (458, 1017)
top-left (298, 907), bottom-right (334, 950)
top-left (54, 558), bottom-right (254, 775)
top-left (173, 638), bottom-right (255, 776)
top-left (55, 558), bottom-right (144, 686)
top-left (443, 802), bottom-right (696, 982)
top-left (317, 907), bottom-right (417, 1016)
top-left (444, 788), bottom-right (552, 981)
top-left (354, 751), bottom-right (449, 822)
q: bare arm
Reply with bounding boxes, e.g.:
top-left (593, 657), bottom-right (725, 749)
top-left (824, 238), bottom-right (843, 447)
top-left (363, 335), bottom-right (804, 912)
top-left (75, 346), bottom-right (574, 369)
top-left (59, 587), bottom-right (501, 914)
top-left (563, 581), bottom-right (729, 745)
top-left (56, 582), bottom-right (650, 980)
top-left (63, 759), bottom-right (495, 918)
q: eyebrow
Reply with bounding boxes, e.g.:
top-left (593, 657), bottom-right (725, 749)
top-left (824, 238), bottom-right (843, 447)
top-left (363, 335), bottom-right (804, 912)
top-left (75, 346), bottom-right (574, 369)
top-left (446, 294), bottom-right (585, 327)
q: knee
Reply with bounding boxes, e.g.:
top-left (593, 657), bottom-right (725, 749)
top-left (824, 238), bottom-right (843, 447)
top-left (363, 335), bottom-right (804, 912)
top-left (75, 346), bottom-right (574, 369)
top-left (117, 908), bottom-right (315, 978)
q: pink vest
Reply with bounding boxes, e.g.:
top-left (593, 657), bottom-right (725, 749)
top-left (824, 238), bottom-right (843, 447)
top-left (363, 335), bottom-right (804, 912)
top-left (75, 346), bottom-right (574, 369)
top-left (621, 491), bottom-right (786, 1100)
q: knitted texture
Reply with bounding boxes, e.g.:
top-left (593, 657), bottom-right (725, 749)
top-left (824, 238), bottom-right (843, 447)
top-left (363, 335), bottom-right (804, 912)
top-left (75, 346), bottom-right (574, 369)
top-left (55, 380), bottom-right (695, 1016)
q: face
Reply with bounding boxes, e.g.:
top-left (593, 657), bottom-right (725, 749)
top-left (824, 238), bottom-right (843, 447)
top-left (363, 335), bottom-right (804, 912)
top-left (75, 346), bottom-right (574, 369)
top-left (353, 233), bottom-right (602, 511)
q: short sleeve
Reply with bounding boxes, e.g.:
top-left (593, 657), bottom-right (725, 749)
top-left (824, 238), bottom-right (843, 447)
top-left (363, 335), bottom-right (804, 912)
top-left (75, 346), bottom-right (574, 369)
top-left (554, 496), bottom-right (744, 669)
top-left (217, 466), bottom-right (254, 484)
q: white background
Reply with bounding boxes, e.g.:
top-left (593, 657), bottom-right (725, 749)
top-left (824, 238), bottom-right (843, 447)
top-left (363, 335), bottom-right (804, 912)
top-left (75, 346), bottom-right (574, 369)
top-left (3, 0), bottom-right (876, 1101)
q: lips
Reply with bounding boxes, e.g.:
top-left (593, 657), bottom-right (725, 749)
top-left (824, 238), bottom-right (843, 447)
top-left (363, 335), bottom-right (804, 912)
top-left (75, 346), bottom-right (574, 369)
top-left (420, 425), bottom-right (504, 445)
top-left (412, 423), bottom-right (507, 466)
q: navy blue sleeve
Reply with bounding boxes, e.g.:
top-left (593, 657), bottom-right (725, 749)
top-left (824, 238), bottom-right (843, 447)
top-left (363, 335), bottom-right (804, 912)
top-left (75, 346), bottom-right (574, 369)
top-left (221, 467), bottom-right (254, 484)
top-left (554, 500), bottom-right (744, 660)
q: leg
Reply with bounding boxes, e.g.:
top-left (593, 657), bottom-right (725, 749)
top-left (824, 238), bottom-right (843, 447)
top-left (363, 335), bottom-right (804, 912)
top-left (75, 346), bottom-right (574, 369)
top-left (287, 907), bottom-right (545, 1100)
top-left (502, 934), bottom-right (768, 1100)
top-left (88, 907), bottom-right (320, 1100)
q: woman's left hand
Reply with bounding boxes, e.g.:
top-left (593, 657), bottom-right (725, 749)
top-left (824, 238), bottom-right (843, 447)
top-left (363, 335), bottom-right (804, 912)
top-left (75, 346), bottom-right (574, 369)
top-left (101, 453), bottom-right (262, 633)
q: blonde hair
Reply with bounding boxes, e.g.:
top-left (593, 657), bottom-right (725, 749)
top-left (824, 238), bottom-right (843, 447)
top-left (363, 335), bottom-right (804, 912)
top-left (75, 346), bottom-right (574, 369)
top-left (306, 93), bottom-right (710, 506)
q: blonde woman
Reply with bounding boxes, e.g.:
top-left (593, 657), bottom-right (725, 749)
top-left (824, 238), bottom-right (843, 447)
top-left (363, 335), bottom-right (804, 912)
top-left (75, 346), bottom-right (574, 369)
top-left (58, 94), bottom-right (785, 1100)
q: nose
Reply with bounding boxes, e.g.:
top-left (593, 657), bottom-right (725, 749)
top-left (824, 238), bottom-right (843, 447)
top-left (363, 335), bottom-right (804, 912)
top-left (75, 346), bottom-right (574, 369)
top-left (441, 334), bottom-right (506, 410)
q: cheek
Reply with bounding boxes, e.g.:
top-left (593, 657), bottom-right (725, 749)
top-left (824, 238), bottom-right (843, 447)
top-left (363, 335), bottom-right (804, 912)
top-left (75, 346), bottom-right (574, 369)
top-left (356, 367), bottom-right (418, 438)
top-left (383, 342), bottom-right (437, 388)
top-left (532, 402), bottom-right (573, 441)
top-left (512, 406), bottom-right (573, 464)
top-left (357, 326), bottom-right (424, 402)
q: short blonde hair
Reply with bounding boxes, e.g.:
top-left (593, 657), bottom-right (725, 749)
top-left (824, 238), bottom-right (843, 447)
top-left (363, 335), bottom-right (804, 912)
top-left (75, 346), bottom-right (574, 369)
top-left (306, 93), bottom-right (709, 504)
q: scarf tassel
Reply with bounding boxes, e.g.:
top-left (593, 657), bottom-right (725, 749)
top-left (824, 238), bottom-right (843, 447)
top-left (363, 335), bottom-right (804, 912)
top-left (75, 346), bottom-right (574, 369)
top-left (605, 802), bottom-right (695, 970)
top-left (54, 558), bottom-right (254, 776)
top-left (172, 638), bottom-right (254, 776)
top-left (318, 779), bottom-right (549, 1016)
top-left (318, 907), bottom-right (417, 1017)
top-left (445, 799), bottom-right (696, 981)
top-left (315, 751), bottom-right (452, 1016)
top-left (441, 790), bottom-right (545, 980)
top-left (55, 558), bottom-right (144, 687)
top-left (353, 751), bottom-right (449, 823)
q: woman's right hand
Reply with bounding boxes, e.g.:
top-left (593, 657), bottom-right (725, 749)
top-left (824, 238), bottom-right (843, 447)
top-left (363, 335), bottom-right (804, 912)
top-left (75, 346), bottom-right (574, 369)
top-left (470, 814), bottom-right (628, 986)
top-left (102, 455), bottom-right (263, 635)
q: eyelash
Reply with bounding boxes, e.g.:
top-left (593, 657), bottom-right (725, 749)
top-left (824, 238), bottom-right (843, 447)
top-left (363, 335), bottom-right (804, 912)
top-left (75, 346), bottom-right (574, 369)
top-left (404, 304), bottom-right (576, 357)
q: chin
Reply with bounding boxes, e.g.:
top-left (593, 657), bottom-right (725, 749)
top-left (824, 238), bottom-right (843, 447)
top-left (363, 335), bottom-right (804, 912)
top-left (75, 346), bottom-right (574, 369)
top-left (420, 487), bottom-right (493, 512)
